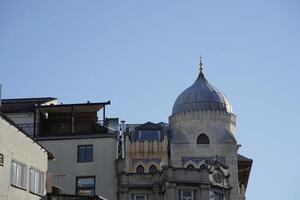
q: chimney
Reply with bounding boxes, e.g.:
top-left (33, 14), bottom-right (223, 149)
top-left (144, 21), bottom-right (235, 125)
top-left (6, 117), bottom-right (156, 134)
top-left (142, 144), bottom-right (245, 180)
top-left (120, 120), bottom-right (126, 158)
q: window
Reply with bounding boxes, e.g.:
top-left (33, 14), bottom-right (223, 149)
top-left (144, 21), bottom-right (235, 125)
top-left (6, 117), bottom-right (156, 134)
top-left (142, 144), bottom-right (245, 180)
top-left (0, 153), bottom-right (3, 166)
top-left (76, 176), bottom-right (95, 196)
top-left (29, 168), bottom-right (44, 195)
top-left (187, 164), bottom-right (195, 169)
top-left (136, 165), bottom-right (145, 174)
top-left (11, 161), bottom-right (27, 189)
top-left (78, 145), bottom-right (93, 162)
top-left (149, 165), bottom-right (157, 174)
top-left (178, 190), bottom-right (196, 200)
top-left (214, 193), bottom-right (224, 200)
top-left (137, 130), bottom-right (161, 141)
top-left (197, 133), bottom-right (209, 144)
top-left (132, 194), bottom-right (147, 200)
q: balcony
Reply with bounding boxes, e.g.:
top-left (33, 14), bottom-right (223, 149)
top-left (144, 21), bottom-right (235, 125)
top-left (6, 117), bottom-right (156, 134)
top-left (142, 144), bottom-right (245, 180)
top-left (47, 194), bottom-right (107, 200)
top-left (17, 121), bottom-right (108, 138)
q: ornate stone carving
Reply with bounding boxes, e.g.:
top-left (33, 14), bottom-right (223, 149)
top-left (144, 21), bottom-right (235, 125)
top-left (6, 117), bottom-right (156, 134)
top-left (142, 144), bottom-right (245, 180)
top-left (132, 158), bottom-right (161, 166)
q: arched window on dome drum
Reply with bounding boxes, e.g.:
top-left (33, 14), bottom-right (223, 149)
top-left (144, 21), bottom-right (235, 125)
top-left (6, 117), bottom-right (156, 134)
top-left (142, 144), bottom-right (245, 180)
top-left (149, 165), bottom-right (157, 174)
top-left (197, 133), bottom-right (209, 144)
top-left (136, 165), bottom-right (145, 174)
top-left (187, 164), bottom-right (195, 169)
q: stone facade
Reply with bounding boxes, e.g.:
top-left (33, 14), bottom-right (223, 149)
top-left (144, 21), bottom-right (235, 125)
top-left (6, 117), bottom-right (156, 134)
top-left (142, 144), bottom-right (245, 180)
top-left (124, 122), bottom-right (169, 173)
top-left (117, 159), bottom-right (231, 200)
top-left (117, 65), bottom-right (252, 200)
top-left (124, 135), bottom-right (168, 173)
top-left (169, 110), bottom-right (241, 200)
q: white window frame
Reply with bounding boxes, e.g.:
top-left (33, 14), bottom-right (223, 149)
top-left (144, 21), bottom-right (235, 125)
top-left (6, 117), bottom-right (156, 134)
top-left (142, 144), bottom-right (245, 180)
top-left (29, 168), bottom-right (45, 195)
top-left (11, 160), bottom-right (27, 189)
top-left (132, 193), bottom-right (148, 200)
top-left (178, 189), bottom-right (196, 200)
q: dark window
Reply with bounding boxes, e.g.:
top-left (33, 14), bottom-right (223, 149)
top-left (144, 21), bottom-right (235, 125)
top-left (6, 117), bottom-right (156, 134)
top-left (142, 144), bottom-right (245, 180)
top-left (137, 130), bottom-right (161, 142)
top-left (132, 193), bottom-right (148, 200)
top-left (149, 165), bottom-right (157, 174)
top-left (136, 165), bottom-right (145, 174)
top-left (178, 189), bottom-right (196, 200)
top-left (214, 192), bottom-right (224, 200)
top-left (0, 153), bottom-right (3, 166)
top-left (197, 134), bottom-right (209, 144)
top-left (78, 145), bottom-right (93, 162)
top-left (76, 176), bottom-right (95, 196)
top-left (187, 164), bottom-right (195, 169)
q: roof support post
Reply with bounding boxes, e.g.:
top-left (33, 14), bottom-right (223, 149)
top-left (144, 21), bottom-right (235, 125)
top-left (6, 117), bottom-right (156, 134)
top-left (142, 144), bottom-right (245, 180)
top-left (70, 106), bottom-right (74, 135)
top-left (33, 106), bottom-right (37, 137)
top-left (103, 105), bottom-right (106, 127)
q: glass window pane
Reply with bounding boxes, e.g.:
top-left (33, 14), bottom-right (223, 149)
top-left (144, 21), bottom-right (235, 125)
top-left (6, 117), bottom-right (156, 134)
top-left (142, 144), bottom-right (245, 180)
top-left (149, 165), bottom-right (157, 174)
top-left (30, 169), bottom-right (35, 191)
top-left (78, 188), bottom-right (95, 196)
top-left (138, 130), bottom-right (161, 141)
top-left (77, 177), bottom-right (95, 196)
top-left (183, 190), bottom-right (192, 197)
top-left (136, 165), bottom-right (144, 174)
top-left (78, 146), bottom-right (86, 162)
top-left (77, 177), bottom-right (95, 187)
top-left (85, 146), bottom-right (93, 162)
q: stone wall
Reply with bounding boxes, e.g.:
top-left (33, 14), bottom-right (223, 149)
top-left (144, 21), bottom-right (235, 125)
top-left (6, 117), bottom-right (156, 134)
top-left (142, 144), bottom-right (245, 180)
top-left (169, 110), bottom-right (241, 200)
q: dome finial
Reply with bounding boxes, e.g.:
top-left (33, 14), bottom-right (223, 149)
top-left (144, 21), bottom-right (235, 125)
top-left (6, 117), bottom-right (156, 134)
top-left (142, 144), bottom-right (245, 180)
top-left (199, 55), bottom-right (204, 74)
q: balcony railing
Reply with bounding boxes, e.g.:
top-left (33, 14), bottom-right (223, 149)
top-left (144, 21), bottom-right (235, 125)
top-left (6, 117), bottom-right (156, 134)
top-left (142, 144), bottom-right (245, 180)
top-left (47, 194), bottom-right (106, 200)
top-left (17, 121), bottom-right (108, 137)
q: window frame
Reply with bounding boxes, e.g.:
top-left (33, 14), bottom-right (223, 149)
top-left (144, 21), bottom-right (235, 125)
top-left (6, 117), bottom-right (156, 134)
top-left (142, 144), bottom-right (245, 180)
top-left (29, 167), bottom-right (45, 196)
top-left (131, 193), bottom-right (148, 200)
top-left (77, 145), bottom-right (93, 163)
top-left (196, 133), bottom-right (210, 144)
top-left (137, 129), bottom-right (162, 142)
top-left (178, 189), bottom-right (196, 200)
top-left (149, 165), bottom-right (157, 174)
top-left (186, 164), bottom-right (195, 169)
top-left (136, 165), bottom-right (145, 174)
top-left (0, 153), bottom-right (3, 166)
top-left (214, 192), bottom-right (224, 200)
top-left (76, 176), bottom-right (96, 196)
top-left (11, 160), bottom-right (27, 190)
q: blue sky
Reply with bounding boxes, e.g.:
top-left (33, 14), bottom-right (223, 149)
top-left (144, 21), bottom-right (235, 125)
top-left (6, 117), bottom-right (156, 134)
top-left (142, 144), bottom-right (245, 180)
top-left (1, 1), bottom-right (300, 199)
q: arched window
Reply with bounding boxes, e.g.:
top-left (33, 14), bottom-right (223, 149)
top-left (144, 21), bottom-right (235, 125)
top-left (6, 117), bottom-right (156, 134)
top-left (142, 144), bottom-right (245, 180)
top-left (136, 165), bottom-right (145, 174)
top-left (197, 133), bottom-right (209, 144)
top-left (187, 164), bottom-right (195, 169)
top-left (149, 165), bottom-right (157, 174)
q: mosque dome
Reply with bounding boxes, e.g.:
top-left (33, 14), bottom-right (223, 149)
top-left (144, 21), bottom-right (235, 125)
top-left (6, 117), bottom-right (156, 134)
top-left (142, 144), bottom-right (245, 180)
top-left (172, 62), bottom-right (233, 115)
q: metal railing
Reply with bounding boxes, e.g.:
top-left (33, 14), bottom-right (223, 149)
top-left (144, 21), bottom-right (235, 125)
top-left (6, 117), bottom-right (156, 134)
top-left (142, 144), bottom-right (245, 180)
top-left (17, 121), bottom-right (108, 137)
top-left (47, 194), bottom-right (106, 200)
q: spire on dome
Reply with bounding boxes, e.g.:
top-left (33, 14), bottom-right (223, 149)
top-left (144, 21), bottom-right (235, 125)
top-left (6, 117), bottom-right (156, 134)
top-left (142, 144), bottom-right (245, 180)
top-left (199, 56), bottom-right (204, 74)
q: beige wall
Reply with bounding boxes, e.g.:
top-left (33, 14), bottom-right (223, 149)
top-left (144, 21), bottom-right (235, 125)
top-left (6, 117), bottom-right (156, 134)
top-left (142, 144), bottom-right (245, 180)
top-left (125, 135), bottom-right (168, 173)
top-left (0, 116), bottom-right (48, 200)
top-left (38, 136), bottom-right (117, 200)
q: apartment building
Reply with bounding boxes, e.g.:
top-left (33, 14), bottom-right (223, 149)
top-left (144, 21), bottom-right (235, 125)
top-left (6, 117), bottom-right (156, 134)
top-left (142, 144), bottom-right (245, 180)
top-left (0, 112), bottom-right (53, 200)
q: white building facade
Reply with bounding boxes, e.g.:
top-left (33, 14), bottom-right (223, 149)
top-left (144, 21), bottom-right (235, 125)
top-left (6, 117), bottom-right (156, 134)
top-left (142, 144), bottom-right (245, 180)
top-left (0, 112), bottom-right (50, 200)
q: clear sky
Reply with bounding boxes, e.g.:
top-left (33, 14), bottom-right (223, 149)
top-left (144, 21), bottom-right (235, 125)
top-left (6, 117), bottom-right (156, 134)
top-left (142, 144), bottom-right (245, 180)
top-left (1, 0), bottom-right (300, 199)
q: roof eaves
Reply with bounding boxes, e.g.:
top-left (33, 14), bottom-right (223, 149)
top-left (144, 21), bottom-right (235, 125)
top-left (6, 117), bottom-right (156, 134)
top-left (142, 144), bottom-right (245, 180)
top-left (0, 112), bottom-right (55, 160)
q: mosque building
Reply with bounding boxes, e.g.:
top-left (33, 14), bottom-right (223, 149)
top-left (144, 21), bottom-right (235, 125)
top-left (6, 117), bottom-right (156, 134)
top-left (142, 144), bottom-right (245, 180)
top-left (117, 60), bottom-right (252, 200)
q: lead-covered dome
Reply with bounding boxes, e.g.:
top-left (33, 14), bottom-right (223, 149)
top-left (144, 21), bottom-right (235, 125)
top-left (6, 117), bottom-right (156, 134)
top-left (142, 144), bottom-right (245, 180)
top-left (172, 68), bottom-right (233, 115)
